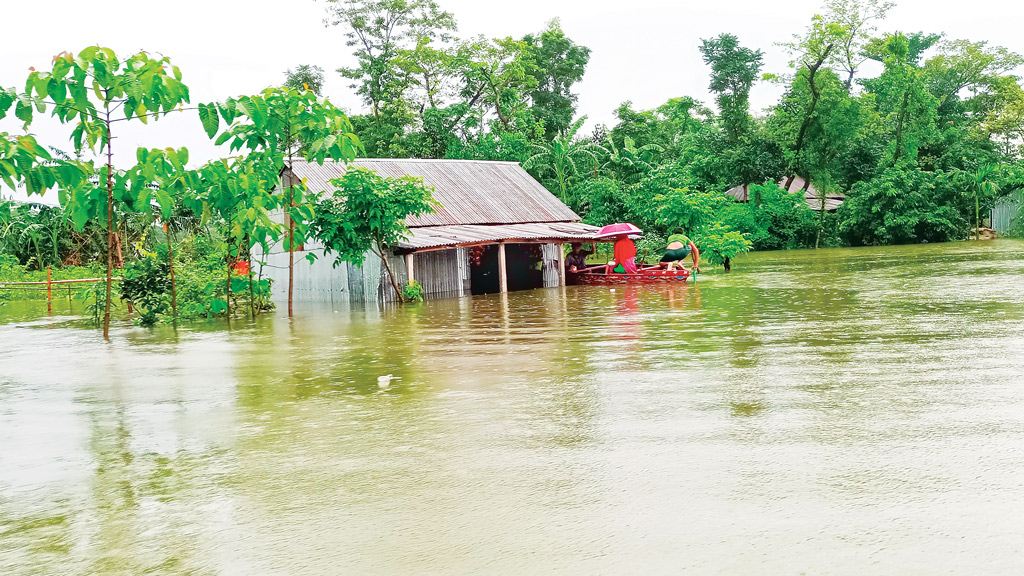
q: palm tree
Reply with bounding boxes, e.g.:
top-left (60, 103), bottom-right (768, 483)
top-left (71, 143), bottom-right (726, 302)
top-left (966, 164), bottom-right (999, 240)
top-left (523, 116), bottom-right (607, 203)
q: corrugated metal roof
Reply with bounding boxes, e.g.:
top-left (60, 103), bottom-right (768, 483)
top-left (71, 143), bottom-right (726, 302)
top-left (285, 158), bottom-right (581, 227)
top-left (723, 178), bottom-right (845, 211)
top-left (724, 184), bottom-right (748, 201)
top-left (805, 196), bottom-right (845, 211)
top-left (396, 222), bottom-right (600, 250)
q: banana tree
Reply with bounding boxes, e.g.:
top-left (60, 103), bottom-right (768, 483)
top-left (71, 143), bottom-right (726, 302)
top-left (522, 116), bottom-right (606, 204)
top-left (602, 136), bottom-right (662, 184)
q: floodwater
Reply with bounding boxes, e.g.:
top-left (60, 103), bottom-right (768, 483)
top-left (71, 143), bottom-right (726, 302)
top-left (2, 241), bottom-right (1024, 575)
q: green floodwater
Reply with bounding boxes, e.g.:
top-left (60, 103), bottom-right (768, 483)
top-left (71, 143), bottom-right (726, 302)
top-left (2, 240), bottom-right (1024, 575)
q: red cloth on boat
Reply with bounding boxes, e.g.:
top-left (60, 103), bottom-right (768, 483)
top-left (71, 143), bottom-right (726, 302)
top-left (613, 238), bottom-right (638, 273)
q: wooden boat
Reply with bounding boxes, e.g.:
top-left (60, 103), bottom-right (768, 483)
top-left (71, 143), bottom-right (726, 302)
top-left (567, 264), bottom-right (692, 285)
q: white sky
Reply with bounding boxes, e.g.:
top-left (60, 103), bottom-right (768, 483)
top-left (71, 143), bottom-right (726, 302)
top-left (3, 0), bottom-right (1023, 204)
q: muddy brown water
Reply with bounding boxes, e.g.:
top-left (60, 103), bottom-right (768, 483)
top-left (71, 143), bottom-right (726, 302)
top-left (2, 240), bottom-right (1024, 575)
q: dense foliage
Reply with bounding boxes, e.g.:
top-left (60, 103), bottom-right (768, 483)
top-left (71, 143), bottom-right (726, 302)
top-left (314, 0), bottom-right (1024, 266)
top-left (5, 0), bottom-right (1024, 326)
top-left (1, 46), bottom-right (358, 330)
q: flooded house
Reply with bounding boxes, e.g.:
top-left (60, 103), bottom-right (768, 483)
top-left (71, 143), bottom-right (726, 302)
top-left (262, 158), bottom-right (599, 304)
top-left (725, 176), bottom-right (846, 211)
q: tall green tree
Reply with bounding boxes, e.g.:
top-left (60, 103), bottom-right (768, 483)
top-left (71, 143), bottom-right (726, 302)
top-left (777, 13), bottom-right (851, 187)
top-left (9, 47), bottom-right (191, 338)
top-left (461, 36), bottom-right (540, 132)
top-left (523, 19), bottom-right (591, 140)
top-left (869, 33), bottom-right (939, 166)
top-left (984, 80), bottom-right (1024, 158)
top-left (699, 33), bottom-right (763, 143)
top-left (326, 0), bottom-right (456, 121)
top-left (200, 86), bottom-right (362, 316)
top-left (924, 39), bottom-right (1024, 120)
top-left (823, 0), bottom-right (894, 89)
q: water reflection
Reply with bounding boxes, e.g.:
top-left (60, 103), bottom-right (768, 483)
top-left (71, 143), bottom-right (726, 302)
top-left (2, 240), bottom-right (1024, 574)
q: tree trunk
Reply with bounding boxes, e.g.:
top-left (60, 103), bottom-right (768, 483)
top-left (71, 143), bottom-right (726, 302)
top-left (287, 145), bottom-right (295, 318)
top-left (893, 90), bottom-right (911, 164)
top-left (724, 257), bottom-right (731, 272)
top-left (226, 239), bottom-right (232, 320)
top-left (103, 115), bottom-right (113, 340)
top-left (375, 244), bottom-right (405, 303)
top-left (164, 222), bottom-right (177, 324)
top-left (816, 203), bottom-right (826, 249)
top-left (246, 235), bottom-right (255, 317)
top-left (975, 193), bottom-right (980, 240)
top-left (790, 50), bottom-right (831, 179)
top-left (112, 226), bottom-right (124, 269)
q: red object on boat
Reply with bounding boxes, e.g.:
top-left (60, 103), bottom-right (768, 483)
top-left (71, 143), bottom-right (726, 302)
top-left (567, 264), bottom-right (690, 285)
top-left (233, 260), bottom-right (250, 275)
top-left (594, 222), bottom-right (642, 239)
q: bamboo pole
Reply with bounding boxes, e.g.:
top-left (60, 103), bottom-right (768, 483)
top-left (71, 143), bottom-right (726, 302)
top-left (46, 266), bottom-right (52, 315)
top-left (0, 277), bottom-right (119, 286)
top-left (556, 243), bottom-right (565, 287)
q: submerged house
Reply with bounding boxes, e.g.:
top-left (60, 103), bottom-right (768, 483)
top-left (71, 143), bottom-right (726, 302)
top-left (261, 158), bottom-right (599, 304)
top-left (725, 176), bottom-right (845, 211)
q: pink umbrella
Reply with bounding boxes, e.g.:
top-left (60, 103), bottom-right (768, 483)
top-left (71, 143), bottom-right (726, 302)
top-left (593, 222), bottom-right (642, 239)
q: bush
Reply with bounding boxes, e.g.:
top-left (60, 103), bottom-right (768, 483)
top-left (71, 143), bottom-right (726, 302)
top-left (402, 280), bottom-right (425, 302)
top-left (719, 184), bottom-right (818, 250)
top-left (838, 163), bottom-right (967, 245)
top-left (694, 224), bottom-right (752, 269)
top-left (121, 256), bottom-right (171, 326)
top-left (114, 235), bottom-right (274, 325)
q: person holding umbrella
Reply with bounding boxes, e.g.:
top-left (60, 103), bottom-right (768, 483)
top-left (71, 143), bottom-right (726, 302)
top-left (612, 234), bottom-right (638, 274)
top-left (594, 223), bottom-right (643, 274)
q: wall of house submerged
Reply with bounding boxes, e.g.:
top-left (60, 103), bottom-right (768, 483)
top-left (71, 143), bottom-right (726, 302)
top-left (259, 241), bottom-right (564, 305)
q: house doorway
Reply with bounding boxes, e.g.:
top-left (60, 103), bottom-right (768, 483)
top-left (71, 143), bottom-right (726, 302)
top-left (469, 244), bottom-right (544, 295)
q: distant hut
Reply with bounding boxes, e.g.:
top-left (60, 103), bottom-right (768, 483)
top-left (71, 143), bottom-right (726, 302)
top-left (262, 158), bottom-right (599, 304)
top-left (725, 177), bottom-right (845, 211)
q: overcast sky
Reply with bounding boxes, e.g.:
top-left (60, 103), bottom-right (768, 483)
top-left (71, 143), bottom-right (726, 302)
top-left (3, 0), bottom-right (1023, 203)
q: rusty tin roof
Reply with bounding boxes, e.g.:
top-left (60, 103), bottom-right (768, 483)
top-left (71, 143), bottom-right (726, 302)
top-left (285, 158), bottom-right (583, 228)
top-left (396, 222), bottom-right (600, 251)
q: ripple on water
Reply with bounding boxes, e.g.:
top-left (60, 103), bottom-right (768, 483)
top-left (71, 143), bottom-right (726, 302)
top-left (2, 240), bottom-right (1024, 574)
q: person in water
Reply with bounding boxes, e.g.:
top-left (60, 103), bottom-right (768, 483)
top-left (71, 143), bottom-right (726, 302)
top-left (661, 230), bottom-right (700, 271)
top-left (565, 242), bottom-right (594, 272)
top-left (611, 235), bottom-right (638, 274)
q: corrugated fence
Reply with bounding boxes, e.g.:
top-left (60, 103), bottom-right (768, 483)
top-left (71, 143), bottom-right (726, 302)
top-left (991, 194), bottom-right (1023, 234)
